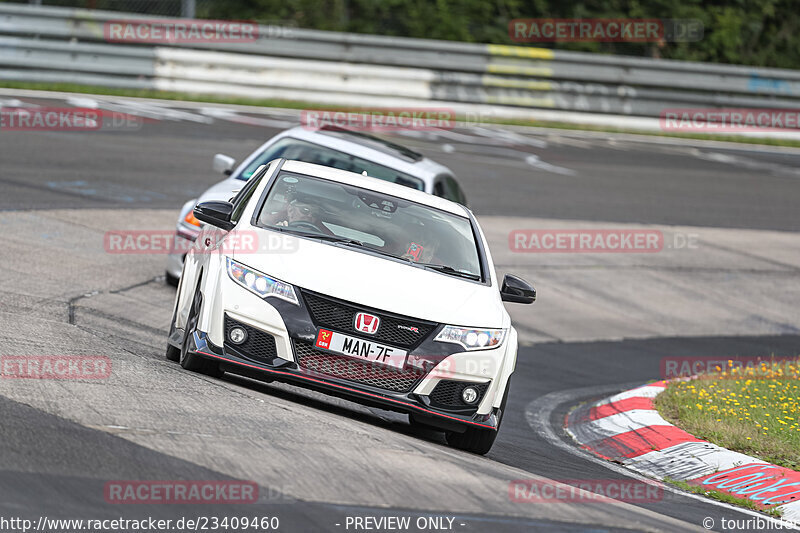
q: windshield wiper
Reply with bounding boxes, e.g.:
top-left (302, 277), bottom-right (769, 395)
top-left (414, 263), bottom-right (482, 281)
top-left (268, 226), bottom-right (364, 245)
top-left (294, 232), bottom-right (399, 259)
top-left (329, 239), bottom-right (414, 263)
top-left (319, 237), bottom-right (418, 263)
top-left (307, 234), bottom-right (365, 246)
top-left (274, 228), bottom-right (410, 261)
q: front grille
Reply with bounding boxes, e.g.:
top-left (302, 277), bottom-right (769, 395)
top-left (301, 290), bottom-right (436, 349)
top-left (293, 340), bottom-right (424, 392)
top-left (429, 380), bottom-right (490, 408)
top-left (224, 315), bottom-right (277, 362)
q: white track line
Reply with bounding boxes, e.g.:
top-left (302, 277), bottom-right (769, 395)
top-left (576, 409), bottom-right (672, 438)
top-left (596, 385), bottom-right (666, 405)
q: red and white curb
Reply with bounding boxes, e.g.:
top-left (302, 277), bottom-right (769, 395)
top-left (566, 381), bottom-right (800, 524)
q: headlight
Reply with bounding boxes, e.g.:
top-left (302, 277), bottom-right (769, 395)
top-left (226, 257), bottom-right (298, 305)
top-left (435, 326), bottom-right (506, 350)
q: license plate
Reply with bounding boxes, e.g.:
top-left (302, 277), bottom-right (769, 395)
top-left (315, 329), bottom-right (407, 370)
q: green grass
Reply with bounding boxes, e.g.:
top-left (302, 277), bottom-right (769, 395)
top-left (4, 80), bottom-right (800, 149)
top-left (655, 358), bottom-right (800, 471)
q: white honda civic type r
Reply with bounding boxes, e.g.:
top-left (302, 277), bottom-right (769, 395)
top-left (167, 159), bottom-right (535, 454)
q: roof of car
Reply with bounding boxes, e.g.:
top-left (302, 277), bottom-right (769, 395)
top-left (316, 126), bottom-right (425, 161)
top-left (279, 160), bottom-right (470, 217)
top-left (272, 126), bottom-right (453, 184)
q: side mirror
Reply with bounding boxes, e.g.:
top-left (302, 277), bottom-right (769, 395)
top-left (193, 201), bottom-right (235, 231)
top-left (213, 154), bottom-right (236, 175)
top-left (500, 274), bottom-right (536, 304)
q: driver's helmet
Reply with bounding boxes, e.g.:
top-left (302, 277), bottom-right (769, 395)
top-left (287, 193), bottom-right (320, 220)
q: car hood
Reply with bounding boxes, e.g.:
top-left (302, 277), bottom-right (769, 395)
top-left (232, 232), bottom-right (506, 328)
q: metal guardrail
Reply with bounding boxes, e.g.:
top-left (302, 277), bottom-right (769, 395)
top-left (2, 4), bottom-right (800, 122)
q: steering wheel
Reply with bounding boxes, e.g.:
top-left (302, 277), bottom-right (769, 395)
top-left (288, 220), bottom-right (324, 233)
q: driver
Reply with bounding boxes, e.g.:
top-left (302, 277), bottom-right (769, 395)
top-left (263, 194), bottom-right (333, 235)
top-left (274, 199), bottom-right (318, 227)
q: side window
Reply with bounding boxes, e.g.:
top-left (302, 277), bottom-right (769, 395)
top-left (445, 176), bottom-right (467, 205)
top-left (433, 180), bottom-right (445, 198)
top-left (435, 175), bottom-right (465, 204)
top-left (230, 163), bottom-right (270, 223)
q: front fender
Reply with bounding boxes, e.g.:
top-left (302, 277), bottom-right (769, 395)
top-left (493, 326), bottom-right (518, 408)
top-left (175, 249), bottom-right (202, 330)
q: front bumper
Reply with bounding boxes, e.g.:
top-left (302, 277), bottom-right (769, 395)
top-left (191, 330), bottom-right (501, 432)
top-left (189, 276), bottom-right (512, 432)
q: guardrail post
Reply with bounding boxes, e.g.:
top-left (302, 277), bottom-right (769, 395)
top-left (181, 0), bottom-right (196, 19)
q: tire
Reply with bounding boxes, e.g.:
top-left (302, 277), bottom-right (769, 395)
top-left (179, 280), bottom-right (223, 378)
top-left (445, 378), bottom-right (511, 455)
top-left (445, 424), bottom-right (498, 455)
top-left (166, 343), bottom-right (180, 362)
top-left (165, 271), bottom-right (179, 287)
top-left (165, 282), bottom-right (182, 362)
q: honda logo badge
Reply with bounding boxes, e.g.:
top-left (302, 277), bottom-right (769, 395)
top-left (354, 312), bottom-right (380, 335)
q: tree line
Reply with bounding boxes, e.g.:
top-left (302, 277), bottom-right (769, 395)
top-left (200, 0), bottom-right (800, 69)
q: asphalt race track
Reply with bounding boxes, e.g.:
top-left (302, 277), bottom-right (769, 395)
top-left (1, 91), bottom-right (799, 532)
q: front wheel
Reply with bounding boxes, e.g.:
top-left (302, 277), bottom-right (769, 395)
top-left (179, 281), bottom-right (223, 378)
top-left (165, 286), bottom-right (181, 362)
top-left (165, 271), bottom-right (179, 287)
top-left (445, 378), bottom-right (511, 455)
top-left (445, 425), bottom-right (499, 455)
top-left (166, 343), bottom-right (180, 362)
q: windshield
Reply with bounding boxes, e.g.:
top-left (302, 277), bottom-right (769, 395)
top-left (257, 172), bottom-right (482, 279)
top-left (237, 137), bottom-right (425, 191)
